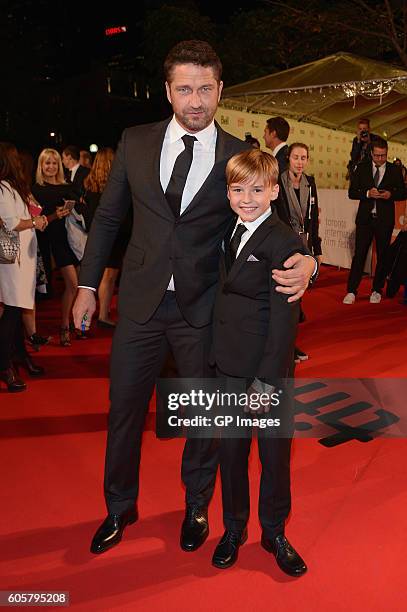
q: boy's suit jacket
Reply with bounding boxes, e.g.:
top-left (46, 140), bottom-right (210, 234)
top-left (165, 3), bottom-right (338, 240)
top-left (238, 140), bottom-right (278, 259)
top-left (79, 118), bottom-right (249, 327)
top-left (210, 211), bottom-right (307, 383)
top-left (348, 161), bottom-right (405, 226)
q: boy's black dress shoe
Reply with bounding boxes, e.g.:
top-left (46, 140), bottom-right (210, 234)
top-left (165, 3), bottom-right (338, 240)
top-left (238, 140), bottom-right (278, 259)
top-left (90, 509), bottom-right (138, 554)
top-left (261, 533), bottom-right (307, 576)
top-left (180, 505), bottom-right (209, 551)
top-left (212, 528), bottom-right (248, 569)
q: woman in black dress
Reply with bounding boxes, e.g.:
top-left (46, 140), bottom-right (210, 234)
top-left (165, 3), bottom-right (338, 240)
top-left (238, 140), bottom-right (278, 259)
top-left (76, 147), bottom-right (131, 327)
top-left (32, 149), bottom-right (78, 346)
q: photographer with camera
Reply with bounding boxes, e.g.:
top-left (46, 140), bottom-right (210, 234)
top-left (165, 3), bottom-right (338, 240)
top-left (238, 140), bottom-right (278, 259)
top-left (347, 118), bottom-right (379, 177)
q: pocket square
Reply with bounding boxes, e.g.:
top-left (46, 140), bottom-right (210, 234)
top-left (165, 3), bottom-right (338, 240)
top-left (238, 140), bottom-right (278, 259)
top-left (247, 254), bottom-right (259, 261)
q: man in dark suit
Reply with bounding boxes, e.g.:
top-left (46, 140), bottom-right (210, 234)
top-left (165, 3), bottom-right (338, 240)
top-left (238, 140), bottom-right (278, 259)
top-left (73, 40), bottom-right (316, 556)
top-left (263, 116), bottom-right (290, 175)
top-left (343, 138), bottom-right (406, 304)
top-left (62, 145), bottom-right (90, 199)
top-left (210, 148), bottom-right (307, 576)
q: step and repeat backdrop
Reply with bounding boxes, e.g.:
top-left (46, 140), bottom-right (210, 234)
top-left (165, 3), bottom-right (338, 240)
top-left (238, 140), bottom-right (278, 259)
top-left (216, 106), bottom-right (407, 190)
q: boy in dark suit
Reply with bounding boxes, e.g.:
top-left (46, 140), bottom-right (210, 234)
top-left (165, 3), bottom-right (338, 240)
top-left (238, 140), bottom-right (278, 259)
top-left (211, 149), bottom-right (307, 576)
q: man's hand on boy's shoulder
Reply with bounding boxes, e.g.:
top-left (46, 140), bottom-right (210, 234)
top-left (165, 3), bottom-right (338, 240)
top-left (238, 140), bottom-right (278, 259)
top-left (272, 253), bottom-right (317, 303)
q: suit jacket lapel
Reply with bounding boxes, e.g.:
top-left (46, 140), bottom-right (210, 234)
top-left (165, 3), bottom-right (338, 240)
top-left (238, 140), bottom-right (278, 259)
top-left (379, 162), bottom-right (390, 187)
top-left (150, 118), bottom-right (174, 219)
top-left (226, 214), bottom-right (277, 284)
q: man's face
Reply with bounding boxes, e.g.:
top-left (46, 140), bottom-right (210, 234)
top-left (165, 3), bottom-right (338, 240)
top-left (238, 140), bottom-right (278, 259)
top-left (227, 175), bottom-right (279, 223)
top-left (372, 147), bottom-right (387, 167)
top-left (263, 126), bottom-right (274, 148)
top-left (165, 63), bottom-right (223, 133)
top-left (62, 152), bottom-right (73, 169)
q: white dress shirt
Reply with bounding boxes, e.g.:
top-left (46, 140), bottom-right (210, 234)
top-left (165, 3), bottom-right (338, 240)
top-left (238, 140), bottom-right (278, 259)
top-left (160, 115), bottom-right (217, 214)
top-left (161, 116), bottom-right (217, 290)
top-left (70, 163), bottom-right (80, 181)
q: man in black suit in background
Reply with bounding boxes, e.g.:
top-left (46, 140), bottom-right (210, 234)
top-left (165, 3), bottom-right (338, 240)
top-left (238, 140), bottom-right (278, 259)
top-left (62, 145), bottom-right (90, 199)
top-left (343, 138), bottom-right (406, 304)
top-left (263, 116), bottom-right (290, 174)
top-left (73, 40), bottom-right (316, 556)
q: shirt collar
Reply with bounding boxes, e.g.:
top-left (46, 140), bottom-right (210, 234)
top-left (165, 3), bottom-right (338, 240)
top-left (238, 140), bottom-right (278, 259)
top-left (168, 115), bottom-right (216, 150)
top-left (372, 160), bottom-right (386, 170)
top-left (272, 141), bottom-right (287, 156)
top-left (236, 207), bottom-right (272, 234)
top-left (71, 163), bottom-right (80, 173)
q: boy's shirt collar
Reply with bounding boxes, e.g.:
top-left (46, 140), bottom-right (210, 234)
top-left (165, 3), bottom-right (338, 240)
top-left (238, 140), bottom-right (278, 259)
top-left (234, 206), bottom-right (272, 236)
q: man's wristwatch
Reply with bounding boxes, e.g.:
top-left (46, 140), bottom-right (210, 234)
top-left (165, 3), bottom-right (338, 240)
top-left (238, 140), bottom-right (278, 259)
top-left (31, 216), bottom-right (36, 228)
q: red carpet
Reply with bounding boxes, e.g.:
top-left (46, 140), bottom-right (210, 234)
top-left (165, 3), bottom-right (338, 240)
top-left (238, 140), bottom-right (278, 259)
top-left (1, 266), bottom-right (406, 611)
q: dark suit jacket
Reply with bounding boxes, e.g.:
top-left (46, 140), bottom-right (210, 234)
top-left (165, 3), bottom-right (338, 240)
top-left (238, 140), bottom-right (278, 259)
top-left (71, 165), bottom-right (90, 200)
top-left (348, 161), bottom-right (405, 226)
top-left (210, 212), bottom-right (306, 383)
top-left (276, 171), bottom-right (322, 256)
top-left (275, 144), bottom-right (288, 175)
top-left (79, 118), bottom-right (249, 327)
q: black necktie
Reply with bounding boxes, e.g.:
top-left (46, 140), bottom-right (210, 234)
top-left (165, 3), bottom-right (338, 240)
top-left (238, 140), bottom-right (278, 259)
top-left (372, 165), bottom-right (381, 216)
top-left (228, 224), bottom-right (248, 265)
top-left (165, 135), bottom-right (197, 217)
top-left (374, 165), bottom-right (381, 187)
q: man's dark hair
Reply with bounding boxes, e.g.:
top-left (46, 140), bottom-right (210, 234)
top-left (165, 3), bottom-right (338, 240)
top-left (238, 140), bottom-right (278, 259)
top-left (372, 138), bottom-right (388, 150)
top-left (63, 145), bottom-right (80, 161)
top-left (164, 40), bottom-right (222, 82)
top-left (266, 116), bottom-right (290, 142)
top-left (358, 117), bottom-right (370, 127)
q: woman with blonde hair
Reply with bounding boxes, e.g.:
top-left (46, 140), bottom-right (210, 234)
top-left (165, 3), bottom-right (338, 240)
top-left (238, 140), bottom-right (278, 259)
top-left (32, 148), bottom-right (78, 346)
top-left (77, 147), bottom-right (132, 327)
top-left (0, 142), bottom-right (47, 391)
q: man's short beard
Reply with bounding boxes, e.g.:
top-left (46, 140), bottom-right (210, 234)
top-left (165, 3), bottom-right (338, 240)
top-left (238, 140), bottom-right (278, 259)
top-left (179, 109), bottom-right (213, 132)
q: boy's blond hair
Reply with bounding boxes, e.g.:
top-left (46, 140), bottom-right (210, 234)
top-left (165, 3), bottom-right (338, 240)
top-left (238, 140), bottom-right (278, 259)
top-left (226, 148), bottom-right (279, 187)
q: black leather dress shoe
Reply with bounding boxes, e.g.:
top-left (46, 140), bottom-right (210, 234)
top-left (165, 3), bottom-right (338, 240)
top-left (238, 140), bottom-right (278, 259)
top-left (0, 367), bottom-right (26, 392)
top-left (212, 528), bottom-right (248, 569)
top-left (14, 355), bottom-right (45, 377)
top-left (180, 505), bottom-right (209, 552)
top-left (90, 509), bottom-right (138, 554)
top-left (261, 533), bottom-right (307, 576)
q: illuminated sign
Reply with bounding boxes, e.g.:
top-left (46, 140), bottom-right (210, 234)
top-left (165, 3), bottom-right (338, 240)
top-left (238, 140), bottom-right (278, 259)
top-left (105, 26), bottom-right (127, 37)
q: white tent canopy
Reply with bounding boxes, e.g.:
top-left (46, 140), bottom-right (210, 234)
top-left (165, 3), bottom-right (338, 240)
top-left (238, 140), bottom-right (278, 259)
top-left (221, 53), bottom-right (407, 143)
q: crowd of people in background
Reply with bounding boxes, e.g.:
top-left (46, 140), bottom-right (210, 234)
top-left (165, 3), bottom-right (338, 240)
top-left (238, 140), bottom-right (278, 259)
top-left (0, 142), bottom-right (131, 392)
top-left (1, 111), bottom-right (407, 393)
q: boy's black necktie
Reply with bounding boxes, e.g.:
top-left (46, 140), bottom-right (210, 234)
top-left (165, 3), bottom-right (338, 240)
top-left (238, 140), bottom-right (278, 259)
top-left (228, 224), bottom-right (248, 267)
top-left (165, 135), bottom-right (197, 217)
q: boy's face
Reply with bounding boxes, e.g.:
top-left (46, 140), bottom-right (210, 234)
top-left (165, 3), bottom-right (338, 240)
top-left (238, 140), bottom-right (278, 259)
top-left (227, 175), bottom-right (279, 223)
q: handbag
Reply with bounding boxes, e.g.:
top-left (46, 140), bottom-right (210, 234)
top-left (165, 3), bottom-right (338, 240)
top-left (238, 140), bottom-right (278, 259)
top-left (0, 217), bottom-right (20, 264)
top-left (65, 208), bottom-right (88, 261)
